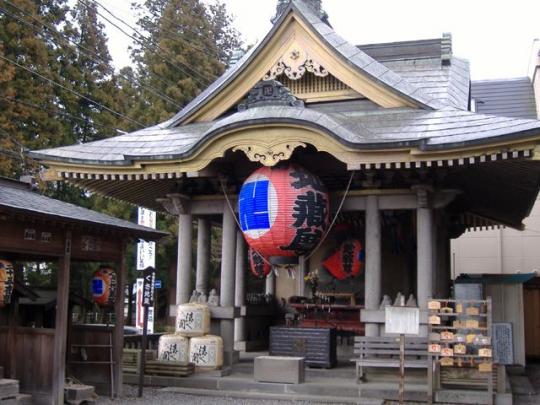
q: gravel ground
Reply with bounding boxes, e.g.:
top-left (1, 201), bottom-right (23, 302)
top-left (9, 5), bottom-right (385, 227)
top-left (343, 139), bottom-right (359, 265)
top-left (95, 385), bottom-right (348, 405)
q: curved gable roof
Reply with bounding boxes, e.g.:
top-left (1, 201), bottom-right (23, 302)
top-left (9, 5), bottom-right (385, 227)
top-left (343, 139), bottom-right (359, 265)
top-left (164, 0), bottom-right (441, 127)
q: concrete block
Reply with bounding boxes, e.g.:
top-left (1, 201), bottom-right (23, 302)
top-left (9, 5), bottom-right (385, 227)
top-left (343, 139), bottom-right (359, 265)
top-left (254, 356), bottom-right (305, 384)
top-left (64, 384), bottom-right (95, 402)
top-left (0, 379), bottom-right (19, 398)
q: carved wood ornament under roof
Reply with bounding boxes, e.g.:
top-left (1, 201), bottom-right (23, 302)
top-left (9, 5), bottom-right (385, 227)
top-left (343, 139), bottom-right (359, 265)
top-left (264, 47), bottom-right (328, 81)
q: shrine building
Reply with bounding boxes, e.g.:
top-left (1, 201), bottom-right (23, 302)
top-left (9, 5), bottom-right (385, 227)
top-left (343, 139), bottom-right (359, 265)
top-left (30, 0), bottom-right (540, 386)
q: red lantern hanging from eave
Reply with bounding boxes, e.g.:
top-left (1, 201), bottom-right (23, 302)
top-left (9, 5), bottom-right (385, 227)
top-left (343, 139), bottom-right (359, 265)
top-left (0, 260), bottom-right (14, 306)
top-left (248, 248), bottom-right (271, 278)
top-left (322, 239), bottom-right (365, 280)
top-left (92, 267), bottom-right (117, 306)
top-left (238, 164), bottom-right (330, 266)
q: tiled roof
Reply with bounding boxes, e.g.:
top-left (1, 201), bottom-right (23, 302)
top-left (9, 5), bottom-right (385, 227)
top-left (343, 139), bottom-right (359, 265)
top-left (472, 78), bottom-right (537, 119)
top-left (0, 179), bottom-right (167, 239)
top-left (30, 103), bottom-right (540, 165)
top-left (164, 0), bottom-right (441, 127)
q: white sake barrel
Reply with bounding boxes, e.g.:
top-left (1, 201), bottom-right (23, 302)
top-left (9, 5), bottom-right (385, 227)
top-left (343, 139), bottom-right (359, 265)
top-left (175, 303), bottom-right (211, 337)
top-left (158, 334), bottom-right (190, 363)
top-left (189, 335), bottom-right (223, 370)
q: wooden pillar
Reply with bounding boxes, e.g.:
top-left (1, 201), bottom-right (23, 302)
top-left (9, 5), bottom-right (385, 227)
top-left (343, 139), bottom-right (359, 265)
top-left (113, 240), bottom-right (127, 398)
top-left (365, 195), bottom-right (381, 337)
top-left (8, 295), bottom-right (19, 379)
top-left (52, 230), bottom-right (72, 405)
top-left (234, 232), bottom-right (246, 343)
top-left (196, 218), bottom-right (211, 295)
top-left (177, 214), bottom-right (193, 306)
top-left (220, 204), bottom-right (237, 368)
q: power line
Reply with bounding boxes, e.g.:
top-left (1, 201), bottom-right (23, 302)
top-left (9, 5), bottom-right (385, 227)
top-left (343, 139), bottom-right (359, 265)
top-left (83, 0), bottom-right (213, 87)
top-left (0, 1), bottom-right (182, 109)
top-left (93, 0), bottom-right (216, 83)
top-left (101, 1), bottom-right (223, 59)
top-left (0, 54), bottom-right (146, 129)
top-left (0, 96), bottom-right (119, 133)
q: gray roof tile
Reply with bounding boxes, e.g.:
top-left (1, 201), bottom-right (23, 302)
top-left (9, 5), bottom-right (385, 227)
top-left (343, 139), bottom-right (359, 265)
top-left (0, 180), bottom-right (167, 239)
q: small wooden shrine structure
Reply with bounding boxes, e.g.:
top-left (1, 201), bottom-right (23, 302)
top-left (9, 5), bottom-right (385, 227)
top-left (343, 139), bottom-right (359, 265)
top-left (30, 0), bottom-right (540, 391)
top-left (0, 177), bottom-right (166, 404)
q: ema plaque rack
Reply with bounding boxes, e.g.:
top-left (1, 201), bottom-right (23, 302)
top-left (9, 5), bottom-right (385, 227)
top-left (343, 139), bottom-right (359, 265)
top-left (427, 298), bottom-right (495, 405)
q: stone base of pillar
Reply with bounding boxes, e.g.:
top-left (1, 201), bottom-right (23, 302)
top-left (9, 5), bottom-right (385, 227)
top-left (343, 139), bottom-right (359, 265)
top-left (220, 319), bottom-right (235, 368)
top-left (365, 323), bottom-right (379, 337)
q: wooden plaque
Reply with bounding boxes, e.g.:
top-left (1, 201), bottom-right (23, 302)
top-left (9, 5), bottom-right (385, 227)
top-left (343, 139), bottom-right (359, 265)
top-left (441, 331), bottom-right (454, 341)
top-left (465, 319), bottom-right (479, 328)
top-left (441, 306), bottom-right (454, 314)
top-left (441, 347), bottom-right (454, 357)
top-left (455, 334), bottom-right (466, 343)
top-left (479, 348), bottom-right (492, 358)
top-left (453, 320), bottom-right (463, 328)
top-left (454, 344), bottom-right (467, 354)
top-left (429, 315), bottom-right (441, 325)
top-left (440, 357), bottom-right (453, 367)
top-left (456, 303), bottom-right (463, 313)
top-left (466, 334), bottom-right (476, 344)
top-left (428, 300), bottom-right (441, 310)
top-left (428, 344), bottom-right (441, 353)
top-left (466, 307), bottom-right (480, 315)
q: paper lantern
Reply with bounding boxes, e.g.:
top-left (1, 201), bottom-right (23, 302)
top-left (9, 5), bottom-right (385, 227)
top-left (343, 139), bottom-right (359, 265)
top-left (248, 248), bottom-right (271, 278)
top-left (322, 239), bottom-right (364, 280)
top-left (91, 267), bottom-right (117, 306)
top-left (0, 260), bottom-right (14, 306)
top-left (238, 164), bottom-right (329, 265)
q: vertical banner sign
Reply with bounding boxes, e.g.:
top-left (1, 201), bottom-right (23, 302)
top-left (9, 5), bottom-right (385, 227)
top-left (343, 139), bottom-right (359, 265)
top-left (135, 208), bottom-right (156, 334)
top-left (137, 208), bottom-right (156, 270)
top-left (138, 266), bottom-right (156, 398)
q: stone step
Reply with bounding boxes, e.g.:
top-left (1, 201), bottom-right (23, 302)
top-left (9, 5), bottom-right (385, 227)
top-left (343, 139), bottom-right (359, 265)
top-left (359, 381), bottom-right (429, 402)
top-left (160, 386), bottom-right (384, 405)
top-left (435, 389), bottom-right (512, 405)
top-left (0, 380), bottom-right (19, 399)
top-left (0, 394), bottom-right (32, 404)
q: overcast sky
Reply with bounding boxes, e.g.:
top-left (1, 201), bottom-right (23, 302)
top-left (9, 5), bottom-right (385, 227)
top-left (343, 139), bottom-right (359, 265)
top-left (100, 0), bottom-right (540, 80)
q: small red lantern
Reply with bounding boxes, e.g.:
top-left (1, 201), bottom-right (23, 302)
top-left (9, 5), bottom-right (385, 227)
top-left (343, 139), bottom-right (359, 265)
top-left (238, 164), bottom-right (329, 266)
top-left (248, 248), bottom-right (271, 278)
top-left (0, 260), bottom-right (14, 306)
top-left (322, 240), bottom-right (364, 280)
top-left (92, 267), bottom-right (117, 306)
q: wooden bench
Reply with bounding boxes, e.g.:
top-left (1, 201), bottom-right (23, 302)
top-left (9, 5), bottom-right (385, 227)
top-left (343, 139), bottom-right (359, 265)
top-left (351, 336), bottom-right (429, 381)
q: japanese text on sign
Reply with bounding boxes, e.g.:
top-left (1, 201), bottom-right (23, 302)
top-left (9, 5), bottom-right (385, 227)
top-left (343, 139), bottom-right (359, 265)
top-left (137, 208), bottom-right (156, 270)
top-left (142, 266), bottom-right (156, 307)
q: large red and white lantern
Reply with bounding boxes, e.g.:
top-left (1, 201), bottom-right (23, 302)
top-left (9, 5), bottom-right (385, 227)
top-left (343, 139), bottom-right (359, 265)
top-left (91, 267), bottom-right (117, 306)
top-left (238, 164), bottom-right (330, 265)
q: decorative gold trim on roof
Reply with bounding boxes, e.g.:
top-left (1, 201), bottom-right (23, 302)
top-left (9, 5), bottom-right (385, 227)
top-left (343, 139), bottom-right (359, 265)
top-left (39, 124), bottom-right (539, 182)
top-left (263, 47), bottom-right (328, 81)
top-left (232, 141), bottom-right (306, 166)
top-left (184, 13), bottom-right (416, 123)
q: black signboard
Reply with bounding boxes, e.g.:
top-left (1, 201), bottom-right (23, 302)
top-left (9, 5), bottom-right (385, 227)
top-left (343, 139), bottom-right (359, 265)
top-left (142, 266), bottom-right (156, 307)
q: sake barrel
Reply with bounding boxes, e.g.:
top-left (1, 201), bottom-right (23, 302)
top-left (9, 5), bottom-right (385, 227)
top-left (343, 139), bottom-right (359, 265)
top-left (158, 334), bottom-right (190, 363)
top-left (189, 335), bottom-right (223, 370)
top-left (175, 303), bottom-right (210, 337)
top-left (0, 260), bottom-right (14, 306)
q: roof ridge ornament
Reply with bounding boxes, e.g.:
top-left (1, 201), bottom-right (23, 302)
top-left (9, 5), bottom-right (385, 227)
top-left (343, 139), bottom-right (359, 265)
top-left (238, 80), bottom-right (304, 111)
top-left (264, 48), bottom-right (328, 81)
top-left (272, 0), bottom-right (329, 25)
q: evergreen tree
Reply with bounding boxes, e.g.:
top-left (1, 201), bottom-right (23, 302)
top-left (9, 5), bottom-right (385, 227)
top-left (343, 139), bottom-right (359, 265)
top-left (129, 0), bottom-right (242, 124)
top-left (0, 0), bottom-right (71, 177)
